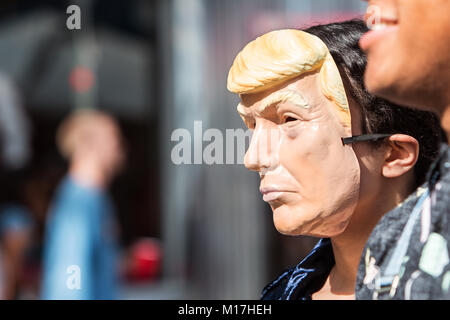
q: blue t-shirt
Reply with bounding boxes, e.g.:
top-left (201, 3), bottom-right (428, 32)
top-left (41, 176), bottom-right (119, 300)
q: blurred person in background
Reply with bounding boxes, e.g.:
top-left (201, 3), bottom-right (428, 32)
top-left (354, 0), bottom-right (450, 299)
top-left (0, 72), bottom-right (34, 299)
top-left (0, 205), bottom-right (33, 299)
top-left (227, 20), bottom-right (443, 300)
top-left (41, 109), bottom-right (125, 300)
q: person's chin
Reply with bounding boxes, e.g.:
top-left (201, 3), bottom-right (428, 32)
top-left (364, 56), bottom-right (395, 96)
top-left (364, 65), bottom-right (431, 112)
top-left (364, 50), bottom-right (425, 110)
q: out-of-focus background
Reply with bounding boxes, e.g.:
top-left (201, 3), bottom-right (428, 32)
top-left (0, 0), bottom-right (367, 299)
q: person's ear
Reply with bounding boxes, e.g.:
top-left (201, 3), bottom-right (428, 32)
top-left (382, 134), bottom-right (419, 178)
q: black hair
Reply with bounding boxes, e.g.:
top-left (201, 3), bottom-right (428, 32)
top-left (304, 20), bottom-right (444, 186)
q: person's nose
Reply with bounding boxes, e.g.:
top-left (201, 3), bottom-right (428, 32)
top-left (244, 121), bottom-right (278, 173)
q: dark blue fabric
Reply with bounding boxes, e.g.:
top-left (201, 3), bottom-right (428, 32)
top-left (261, 238), bottom-right (335, 300)
top-left (0, 204), bottom-right (32, 235)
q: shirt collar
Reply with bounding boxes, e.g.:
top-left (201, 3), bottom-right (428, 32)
top-left (261, 238), bottom-right (335, 300)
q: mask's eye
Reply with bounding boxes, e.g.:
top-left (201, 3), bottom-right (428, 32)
top-left (283, 116), bottom-right (298, 124)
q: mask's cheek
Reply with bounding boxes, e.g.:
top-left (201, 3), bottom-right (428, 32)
top-left (319, 144), bottom-right (361, 237)
top-left (316, 106), bottom-right (360, 236)
top-left (275, 125), bottom-right (361, 238)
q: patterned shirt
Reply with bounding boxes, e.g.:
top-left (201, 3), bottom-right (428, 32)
top-left (356, 144), bottom-right (450, 300)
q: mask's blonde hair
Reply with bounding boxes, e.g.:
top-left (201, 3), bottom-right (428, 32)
top-left (227, 29), bottom-right (350, 126)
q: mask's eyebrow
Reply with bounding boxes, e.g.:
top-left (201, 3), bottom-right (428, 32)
top-left (237, 103), bottom-right (252, 118)
top-left (257, 90), bottom-right (310, 114)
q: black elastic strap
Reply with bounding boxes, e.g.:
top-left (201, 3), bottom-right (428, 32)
top-left (341, 134), bottom-right (394, 145)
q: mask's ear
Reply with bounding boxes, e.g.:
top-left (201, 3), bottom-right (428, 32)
top-left (382, 134), bottom-right (419, 179)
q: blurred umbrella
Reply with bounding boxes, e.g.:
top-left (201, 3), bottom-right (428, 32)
top-left (0, 9), bottom-right (153, 119)
top-left (0, 72), bottom-right (31, 170)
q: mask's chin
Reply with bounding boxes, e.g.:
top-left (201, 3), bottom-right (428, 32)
top-left (270, 175), bottom-right (360, 238)
top-left (272, 204), bottom-right (357, 238)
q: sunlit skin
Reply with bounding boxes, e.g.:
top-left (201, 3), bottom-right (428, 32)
top-left (360, 0), bottom-right (450, 134)
top-left (238, 71), bottom-right (419, 299)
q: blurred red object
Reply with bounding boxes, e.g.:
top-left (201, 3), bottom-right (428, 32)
top-left (127, 238), bottom-right (161, 282)
top-left (69, 66), bottom-right (95, 93)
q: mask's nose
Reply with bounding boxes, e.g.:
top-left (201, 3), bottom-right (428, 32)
top-left (244, 121), bottom-right (279, 173)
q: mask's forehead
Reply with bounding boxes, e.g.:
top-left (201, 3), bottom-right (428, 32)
top-left (227, 29), bottom-right (352, 131)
